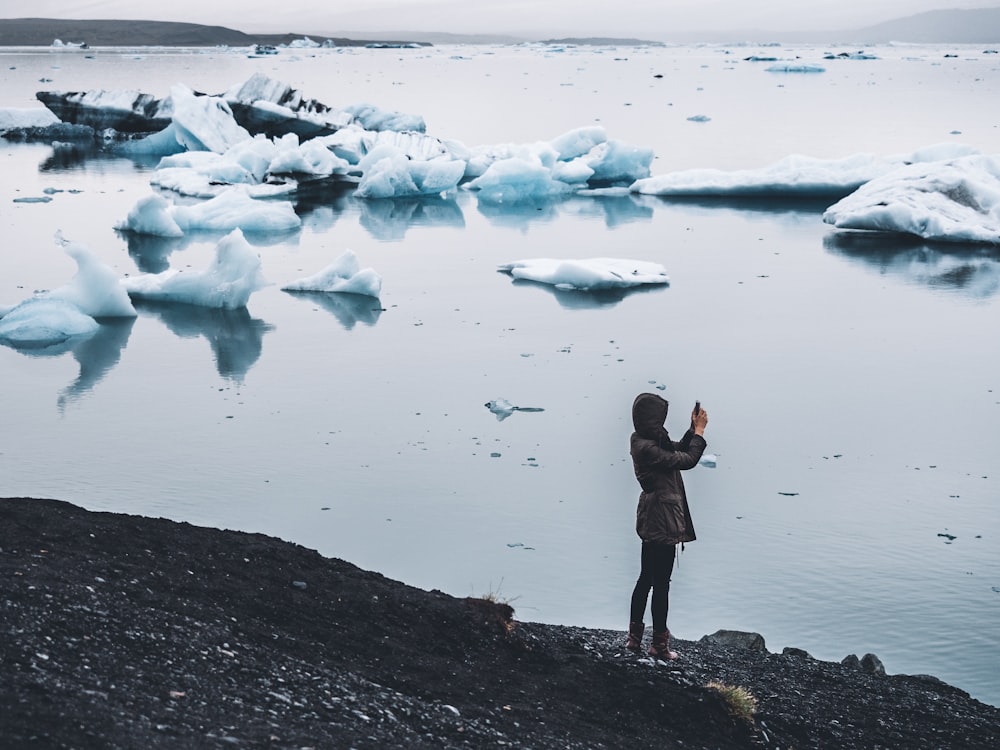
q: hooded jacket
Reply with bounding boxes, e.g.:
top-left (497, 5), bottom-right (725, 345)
top-left (630, 392), bottom-right (707, 544)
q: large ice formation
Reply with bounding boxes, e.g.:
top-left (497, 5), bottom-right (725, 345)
top-left (823, 155), bottom-right (1000, 244)
top-left (117, 190), bottom-right (301, 236)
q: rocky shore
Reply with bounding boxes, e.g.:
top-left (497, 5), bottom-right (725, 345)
top-left (2, 497), bottom-right (997, 749)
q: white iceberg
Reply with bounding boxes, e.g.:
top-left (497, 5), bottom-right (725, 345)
top-left (0, 107), bottom-right (60, 132)
top-left (117, 189), bottom-right (301, 237)
top-left (631, 153), bottom-right (895, 198)
top-left (497, 258), bottom-right (670, 291)
top-left (355, 145), bottom-right (466, 199)
top-left (169, 84), bottom-right (251, 154)
top-left (467, 158), bottom-right (575, 203)
top-left (0, 234), bottom-right (136, 348)
top-left (122, 229), bottom-right (268, 309)
top-left (281, 250), bottom-right (382, 297)
top-left (0, 298), bottom-right (99, 348)
top-left (341, 102), bottom-right (425, 133)
top-left (630, 144), bottom-right (983, 199)
top-left (823, 155), bottom-right (1000, 244)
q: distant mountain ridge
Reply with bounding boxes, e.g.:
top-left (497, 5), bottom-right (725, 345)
top-left (0, 18), bottom-right (417, 47)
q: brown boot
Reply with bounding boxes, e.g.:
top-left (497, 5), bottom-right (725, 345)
top-left (625, 621), bottom-right (644, 653)
top-left (648, 629), bottom-right (678, 660)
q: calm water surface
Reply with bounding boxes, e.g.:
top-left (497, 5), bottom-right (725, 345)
top-left (1, 43), bottom-right (998, 705)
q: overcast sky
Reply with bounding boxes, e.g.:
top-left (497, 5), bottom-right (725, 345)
top-left (1, 1), bottom-right (995, 36)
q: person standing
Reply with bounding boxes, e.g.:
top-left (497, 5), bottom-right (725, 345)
top-left (625, 392), bottom-right (708, 659)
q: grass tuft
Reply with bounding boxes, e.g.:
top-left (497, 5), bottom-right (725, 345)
top-left (705, 681), bottom-right (758, 722)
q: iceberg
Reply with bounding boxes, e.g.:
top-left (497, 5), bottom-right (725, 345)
top-left (0, 107), bottom-right (60, 132)
top-left (631, 153), bottom-right (895, 199)
top-left (356, 145), bottom-right (465, 199)
top-left (0, 234), bottom-right (135, 349)
top-left (281, 250), bottom-right (382, 298)
top-left (36, 88), bottom-right (173, 133)
top-left (823, 155), bottom-right (1000, 244)
top-left (122, 229), bottom-right (268, 309)
top-left (223, 73), bottom-right (352, 139)
top-left (341, 102), bottom-right (426, 133)
top-left (630, 145), bottom-right (983, 199)
top-left (497, 258), bottom-right (669, 291)
top-left (0, 298), bottom-right (98, 349)
top-left (169, 85), bottom-right (251, 154)
top-left (467, 158), bottom-right (575, 203)
top-left (117, 189), bottom-right (301, 237)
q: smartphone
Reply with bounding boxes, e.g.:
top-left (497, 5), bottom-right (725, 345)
top-left (694, 400), bottom-right (701, 414)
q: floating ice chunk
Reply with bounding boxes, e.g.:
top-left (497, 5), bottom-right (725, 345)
top-left (631, 153), bottom-right (895, 198)
top-left (267, 135), bottom-right (351, 177)
top-left (45, 234), bottom-right (136, 318)
top-left (766, 63), bottom-right (825, 73)
top-left (169, 84), bottom-right (251, 154)
top-left (281, 250), bottom-right (382, 298)
top-left (466, 158), bottom-right (574, 203)
top-left (699, 453), bottom-right (718, 468)
top-left (823, 155), bottom-right (1000, 244)
top-left (118, 189), bottom-right (301, 236)
top-left (355, 145), bottom-right (465, 199)
top-left (902, 142), bottom-right (981, 164)
top-left (0, 298), bottom-right (98, 348)
top-left (0, 107), bottom-right (60, 132)
top-left (549, 126), bottom-right (607, 160)
top-left (223, 73), bottom-right (353, 139)
top-left (342, 102), bottom-right (425, 133)
top-left (580, 140), bottom-right (654, 184)
top-left (36, 88), bottom-right (173, 133)
top-left (117, 194), bottom-right (184, 237)
top-left (122, 229), bottom-right (268, 309)
top-left (497, 258), bottom-right (669, 291)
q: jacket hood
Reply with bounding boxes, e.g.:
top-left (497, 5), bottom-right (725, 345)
top-left (632, 392), bottom-right (669, 439)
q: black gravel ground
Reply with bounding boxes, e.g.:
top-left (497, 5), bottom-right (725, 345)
top-left (2, 497), bottom-right (997, 749)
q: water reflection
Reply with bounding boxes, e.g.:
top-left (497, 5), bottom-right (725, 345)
top-left (284, 291), bottom-right (383, 329)
top-left (136, 301), bottom-right (273, 381)
top-left (824, 231), bottom-right (1000, 298)
top-left (642, 194), bottom-right (833, 220)
top-left (356, 194), bottom-right (465, 241)
top-left (507, 278), bottom-right (668, 309)
top-left (38, 144), bottom-right (161, 173)
top-left (564, 193), bottom-right (654, 227)
top-left (1, 318), bottom-right (135, 411)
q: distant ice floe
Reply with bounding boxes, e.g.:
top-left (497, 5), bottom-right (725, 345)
top-left (281, 250), bottom-right (382, 298)
top-left (630, 143), bottom-right (982, 199)
top-left (823, 154), bottom-right (1000, 244)
top-left (497, 258), bottom-right (669, 291)
top-left (122, 229), bottom-right (268, 309)
top-left (0, 234), bottom-right (136, 349)
top-left (766, 63), bottom-right (825, 73)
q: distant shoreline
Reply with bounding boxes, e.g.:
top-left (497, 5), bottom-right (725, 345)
top-left (0, 18), bottom-right (426, 48)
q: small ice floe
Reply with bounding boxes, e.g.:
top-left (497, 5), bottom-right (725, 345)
top-left (698, 453), bottom-right (718, 468)
top-left (281, 250), bottom-right (382, 298)
top-left (117, 189), bottom-right (301, 237)
top-left (823, 154), bottom-right (1000, 244)
top-left (121, 229), bottom-right (268, 309)
top-left (497, 258), bottom-right (669, 291)
top-left (766, 63), bottom-right (825, 73)
top-left (687, 114), bottom-right (711, 123)
top-left (0, 233), bottom-right (136, 348)
top-left (485, 398), bottom-right (545, 422)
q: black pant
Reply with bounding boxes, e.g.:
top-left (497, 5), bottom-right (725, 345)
top-left (629, 541), bottom-right (676, 633)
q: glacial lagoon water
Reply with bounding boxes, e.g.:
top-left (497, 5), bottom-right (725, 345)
top-left (1, 42), bottom-right (998, 706)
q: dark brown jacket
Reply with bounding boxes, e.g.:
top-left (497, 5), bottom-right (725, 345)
top-left (630, 393), bottom-right (707, 544)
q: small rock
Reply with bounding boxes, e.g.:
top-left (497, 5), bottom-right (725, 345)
top-left (860, 653), bottom-right (886, 676)
top-left (291, 581), bottom-right (307, 590)
top-left (782, 647), bottom-right (813, 659)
